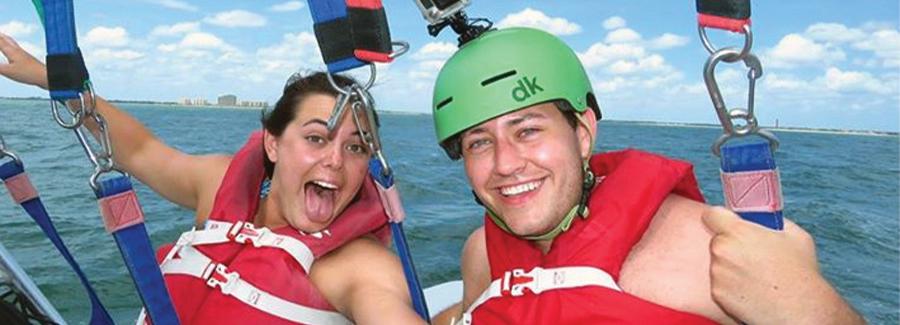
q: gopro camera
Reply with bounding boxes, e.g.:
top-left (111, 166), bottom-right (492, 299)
top-left (413, 0), bottom-right (471, 25)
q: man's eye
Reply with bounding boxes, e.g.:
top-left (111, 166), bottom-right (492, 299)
top-left (519, 128), bottom-right (539, 138)
top-left (467, 139), bottom-right (490, 151)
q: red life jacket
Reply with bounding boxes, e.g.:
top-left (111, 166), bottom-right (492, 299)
top-left (153, 131), bottom-right (390, 325)
top-left (464, 150), bottom-right (717, 324)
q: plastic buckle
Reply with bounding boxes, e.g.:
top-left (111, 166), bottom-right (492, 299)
top-left (505, 267), bottom-right (542, 296)
top-left (205, 263), bottom-right (240, 295)
top-left (232, 223), bottom-right (272, 248)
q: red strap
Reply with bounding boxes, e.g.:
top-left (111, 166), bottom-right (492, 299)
top-left (354, 49), bottom-right (393, 63)
top-left (698, 13), bottom-right (751, 33)
top-left (346, 0), bottom-right (382, 10)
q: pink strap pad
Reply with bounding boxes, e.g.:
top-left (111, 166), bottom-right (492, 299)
top-left (375, 182), bottom-right (406, 223)
top-left (720, 169), bottom-right (783, 213)
top-left (98, 190), bottom-right (145, 233)
top-left (4, 172), bottom-right (38, 204)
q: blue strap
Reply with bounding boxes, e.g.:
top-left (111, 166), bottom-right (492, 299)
top-left (369, 159), bottom-right (430, 320)
top-left (40, 0), bottom-right (85, 100)
top-left (94, 176), bottom-right (180, 325)
top-left (307, 0), bottom-right (367, 73)
top-left (0, 161), bottom-right (114, 325)
top-left (720, 142), bottom-right (784, 230)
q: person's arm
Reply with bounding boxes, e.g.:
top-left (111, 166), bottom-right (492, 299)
top-left (312, 236), bottom-right (425, 325)
top-left (619, 194), bottom-right (740, 324)
top-left (703, 207), bottom-right (866, 324)
top-left (0, 32), bottom-right (228, 214)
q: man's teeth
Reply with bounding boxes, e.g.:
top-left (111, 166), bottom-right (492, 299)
top-left (313, 180), bottom-right (337, 190)
top-left (500, 180), bottom-right (542, 196)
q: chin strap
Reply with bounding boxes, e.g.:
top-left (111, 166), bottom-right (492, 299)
top-left (481, 161), bottom-right (595, 241)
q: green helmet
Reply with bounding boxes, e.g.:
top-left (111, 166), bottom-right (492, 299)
top-left (432, 27), bottom-right (600, 159)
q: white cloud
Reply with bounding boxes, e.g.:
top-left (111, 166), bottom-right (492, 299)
top-left (852, 29), bottom-right (900, 68)
top-left (766, 33), bottom-right (845, 67)
top-left (648, 33), bottom-right (689, 49)
top-left (497, 8), bottom-right (581, 36)
top-left (88, 49), bottom-right (145, 62)
top-left (158, 32), bottom-right (237, 55)
top-left (602, 16), bottom-right (626, 30)
top-left (823, 67), bottom-right (892, 94)
top-left (145, 0), bottom-right (198, 12)
top-left (804, 23), bottom-right (866, 43)
top-left (605, 28), bottom-right (641, 43)
top-left (204, 10), bottom-right (267, 28)
top-left (254, 32), bottom-right (321, 77)
top-left (84, 26), bottom-right (131, 48)
top-left (151, 22), bottom-right (200, 37)
top-left (270, 1), bottom-right (305, 12)
top-left (607, 54), bottom-right (669, 75)
top-left (579, 43), bottom-right (646, 68)
top-left (412, 42), bottom-right (456, 61)
top-left (0, 21), bottom-right (36, 38)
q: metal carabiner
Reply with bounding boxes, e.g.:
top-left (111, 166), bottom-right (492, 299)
top-left (327, 64), bottom-right (378, 95)
top-left (50, 82), bottom-right (97, 129)
top-left (347, 85), bottom-right (391, 176)
top-left (712, 128), bottom-right (779, 157)
top-left (390, 41), bottom-right (410, 59)
top-left (699, 24), bottom-right (753, 63)
top-left (326, 88), bottom-right (353, 133)
top-left (0, 134), bottom-right (23, 166)
top-left (703, 47), bottom-right (763, 136)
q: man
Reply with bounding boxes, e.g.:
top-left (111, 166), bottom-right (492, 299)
top-left (430, 27), bottom-right (863, 324)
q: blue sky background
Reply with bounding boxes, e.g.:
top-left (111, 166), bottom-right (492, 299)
top-left (1, 0), bottom-right (898, 131)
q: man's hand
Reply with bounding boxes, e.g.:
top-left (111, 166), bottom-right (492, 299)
top-left (703, 206), bottom-right (864, 324)
top-left (0, 32), bottom-right (49, 89)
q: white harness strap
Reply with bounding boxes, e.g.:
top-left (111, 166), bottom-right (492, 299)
top-left (180, 220), bottom-right (316, 273)
top-left (458, 266), bottom-right (622, 325)
top-left (155, 222), bottom-right (351, 325)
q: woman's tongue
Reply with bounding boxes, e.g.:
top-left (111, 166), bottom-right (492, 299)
top-left (304, 182), bottom-right (335, 223)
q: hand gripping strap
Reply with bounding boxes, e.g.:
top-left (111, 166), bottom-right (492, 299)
top-left (309, 0), bottom-right (393, 73)
top-left (95, 176), bottom-right (180, 325)
top-left (0, 161), bottom-right (115, 325)
top-left (719, 142), bottom-right (784, 230)
top-left (40, 0), bottom-right (89, 99)
top-left (696, 0), bottom-right (751, 32)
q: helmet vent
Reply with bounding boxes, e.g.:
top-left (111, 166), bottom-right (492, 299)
top-left (481, 70), bottom-right (517, 86)
top-left (436, 97), bottom-right (454, 110)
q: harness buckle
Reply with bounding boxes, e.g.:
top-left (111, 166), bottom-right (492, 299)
top-left (204, 263), bottom-right (240, 295)
top-left (230, 222), bottom-right (273, 248)
top-left (504, 267), bottom-right (543, 296)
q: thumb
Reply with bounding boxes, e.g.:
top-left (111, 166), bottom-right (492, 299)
top-left (702, 206), bottom-right (743, 235)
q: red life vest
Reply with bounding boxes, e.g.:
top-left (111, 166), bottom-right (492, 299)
top-left (464, 150), bottom-right (717, 324)
top-left (153, 132), bottom-right (390, 324)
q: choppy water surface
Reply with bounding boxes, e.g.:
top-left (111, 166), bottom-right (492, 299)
top-left (1, 99), bottom-right (897, 324)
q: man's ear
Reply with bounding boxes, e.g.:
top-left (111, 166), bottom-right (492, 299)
top-left (263, 129), bottom-right (279, 164)
top-left (576, 108), bottom-right (597, 160)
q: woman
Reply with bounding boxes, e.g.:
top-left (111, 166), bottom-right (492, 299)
top-left (0, 32), bottom-right (424, 325)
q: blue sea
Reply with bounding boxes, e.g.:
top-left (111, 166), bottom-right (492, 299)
top-left (1, 99), bottom-right (897, 324)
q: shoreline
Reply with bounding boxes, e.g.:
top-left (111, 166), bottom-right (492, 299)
top-left (3, 97), bottom-right (896, 137)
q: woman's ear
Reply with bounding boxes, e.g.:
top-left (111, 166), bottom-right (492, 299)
top-left (263, 129), bottom-right (279, 164)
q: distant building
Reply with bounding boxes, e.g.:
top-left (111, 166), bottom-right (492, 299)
top-left (239, 100), bottom-right (268, 108)
top-left (218, 94), bottom-right (237, 106)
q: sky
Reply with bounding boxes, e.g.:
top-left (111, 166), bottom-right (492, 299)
top-left (0, 0), bottom-right (898, 132)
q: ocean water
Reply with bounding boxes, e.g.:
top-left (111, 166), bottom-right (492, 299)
top-left (0, 99), bottom-right (897, 324)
